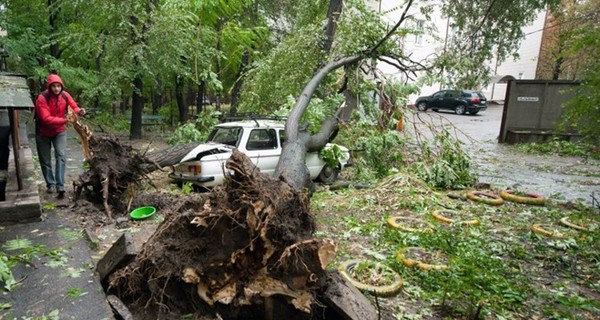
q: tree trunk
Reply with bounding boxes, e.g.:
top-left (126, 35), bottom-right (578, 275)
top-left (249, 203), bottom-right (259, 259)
top-left (197, 80), bottom-right (206, 113)
top-left (230, 51), bottom-right (250, 115)
top-left (48, 0), bottom-right (61, 59)
top-left (176, 76), bottom-right (187, 124)
top-left (129, 75), bottom-right (144, 140)
top-left (275, 56), bottom-right (361, 191)
top-left (322, 0), bottom-right (343, 54)
top-left (152, 78), bottom-right (162, 114)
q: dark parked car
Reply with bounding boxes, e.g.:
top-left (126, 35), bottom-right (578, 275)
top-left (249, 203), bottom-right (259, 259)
top-left (415, 90), bottom-right (487, 115)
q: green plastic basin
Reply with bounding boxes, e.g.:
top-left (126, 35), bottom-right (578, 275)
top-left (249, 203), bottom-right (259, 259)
top-left (130, 206), bottom-right (156, 220)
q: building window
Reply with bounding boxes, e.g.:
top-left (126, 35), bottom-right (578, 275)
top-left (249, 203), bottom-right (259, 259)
top-left (415, 20), bottom-right (424, 45)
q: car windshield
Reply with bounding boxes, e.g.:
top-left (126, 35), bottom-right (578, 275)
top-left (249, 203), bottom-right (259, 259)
top-left (207, 127), bottom-right (242, 147)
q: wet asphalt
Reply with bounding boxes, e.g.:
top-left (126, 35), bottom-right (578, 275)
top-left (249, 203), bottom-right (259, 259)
top-left (414, 103), bottom-right (600, 206)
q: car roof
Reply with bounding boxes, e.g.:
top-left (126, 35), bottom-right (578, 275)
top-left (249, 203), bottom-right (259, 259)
top-left (215, 120), bottom-right (285, 129)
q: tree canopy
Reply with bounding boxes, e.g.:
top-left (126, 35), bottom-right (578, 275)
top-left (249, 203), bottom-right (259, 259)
top-left (0, 0), bottom-right (573, 139)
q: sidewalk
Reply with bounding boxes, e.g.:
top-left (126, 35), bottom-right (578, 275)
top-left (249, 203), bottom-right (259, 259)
top-left (0, 126), bottom-right (115, 319)
top-left (0, 213), bottom-right (114, 319)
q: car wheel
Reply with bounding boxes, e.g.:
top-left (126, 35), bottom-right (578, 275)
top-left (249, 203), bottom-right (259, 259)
top-left (455, 104), bottom-right (466, 115)
top-left (416, 102), bottom-right (428, 112)
top-left (317, 165), bottom-right (339, 185)
top-left (468, 110), bottom-right (479, 115)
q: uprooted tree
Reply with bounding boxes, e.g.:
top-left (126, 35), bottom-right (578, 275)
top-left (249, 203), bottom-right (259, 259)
top-left (70, 1), bottom-right (559, 318)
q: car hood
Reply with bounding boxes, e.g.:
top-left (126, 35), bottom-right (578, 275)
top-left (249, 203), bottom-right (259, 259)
top-left (181, 142), bottom-right (234, 162)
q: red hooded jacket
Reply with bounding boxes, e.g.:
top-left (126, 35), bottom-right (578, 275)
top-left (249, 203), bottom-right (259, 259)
top-left (35, 74), bottom-right (81, 137)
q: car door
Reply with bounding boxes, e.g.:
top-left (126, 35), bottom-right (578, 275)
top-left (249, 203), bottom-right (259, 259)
top-left (244, 128), bottom-right (280, 175)
top-left (429, 91), bottom-right (446, 108)
top-left (440, 90), bottom-right (458, 110)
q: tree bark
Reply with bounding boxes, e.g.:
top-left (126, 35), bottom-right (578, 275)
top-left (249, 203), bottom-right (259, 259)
top-left (48, 0), bottom-right (61, 59)
top-left (196, 80), bottom-right (205, 113)
top-left (176, 76), bottom-right (187, 124)
top-left (275, 56), bottom-right (362, 191)
top-left (322, 0), bottom-right (343, 54)
top-left (129, 75), bottom-right (143, 140)
top-left (230, 51), bottom-right (250, 115)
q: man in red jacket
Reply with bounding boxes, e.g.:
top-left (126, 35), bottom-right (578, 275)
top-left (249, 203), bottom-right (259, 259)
top-left (35, 74), bottom-right (85, 199)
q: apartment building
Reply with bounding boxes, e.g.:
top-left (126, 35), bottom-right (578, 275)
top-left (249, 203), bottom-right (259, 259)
top-left (370, 0), bottom-right (547, 104)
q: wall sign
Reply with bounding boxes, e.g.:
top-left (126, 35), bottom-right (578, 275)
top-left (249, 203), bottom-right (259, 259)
top-left (517, 96), bottom-right (539, 102)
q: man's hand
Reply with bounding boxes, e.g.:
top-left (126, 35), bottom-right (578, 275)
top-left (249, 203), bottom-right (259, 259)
top-left (78, 108), bottom-right (86, 116)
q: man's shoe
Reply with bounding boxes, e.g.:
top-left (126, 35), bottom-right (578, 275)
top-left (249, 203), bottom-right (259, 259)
top-left (47, 186), bottom-right (56, 194)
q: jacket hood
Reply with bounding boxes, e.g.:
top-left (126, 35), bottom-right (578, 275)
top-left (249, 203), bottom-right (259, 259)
top-left (46, 74), bottom-right (65, 90)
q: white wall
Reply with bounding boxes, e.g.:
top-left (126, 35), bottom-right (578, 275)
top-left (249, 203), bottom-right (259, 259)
top-left (482, 11), bottom-right (547, 102)
top-left (370, 0), bottom-right (546, 104)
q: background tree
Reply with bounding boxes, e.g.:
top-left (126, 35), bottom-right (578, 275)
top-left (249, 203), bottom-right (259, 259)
top-left (536, 0), bottom-right (591, 80)
top-left (560, 0), bottom-right (600, 142)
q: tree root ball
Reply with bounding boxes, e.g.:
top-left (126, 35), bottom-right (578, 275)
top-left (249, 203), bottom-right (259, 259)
top-left (108, 150), bottom-right (337, 319)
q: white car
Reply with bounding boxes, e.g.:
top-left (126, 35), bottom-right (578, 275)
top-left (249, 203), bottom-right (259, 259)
top-left (168, 119), bottom-right (350, 188)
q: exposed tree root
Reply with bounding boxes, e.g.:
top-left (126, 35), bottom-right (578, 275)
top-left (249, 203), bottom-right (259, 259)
top-left (73, 135), bottom-right (156, 219)
top-left (108, 150), bottom-right (338, 319)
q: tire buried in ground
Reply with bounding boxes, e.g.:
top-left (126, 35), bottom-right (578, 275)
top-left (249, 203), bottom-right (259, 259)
top-left (396, 247), bottom-right (448, 271)
top-left (466, 190), bottom-right (504, 206)
top-left (432, 210), bottom-right (479, 226)
top-left (338, 259), bottom-right (403, 297)
top-left (530, 224), bottom-right (565, 238)
top-left (386, 216), bottom-right (434, 232)
top-left (500, 189), bottom-right (545, 205)
top-left (559, 216), bottom-right (588, 231)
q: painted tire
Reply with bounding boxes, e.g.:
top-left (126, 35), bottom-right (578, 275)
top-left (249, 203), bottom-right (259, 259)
top-left (499, 190), bottom-right (545, 205)
top-left (466, 191), bottom-right (504, 206)
top-left (559, 217), bottom-right (588, 231)
top-left (530, 224), bottom-right (565, 238)
top-left (432, 210), bottom-right (479, 226)
top-left (386, 217), bottom-right (434, 232)
top-left (396, 247), bottom-right (449, 271)
top-left (338, 260), bottom-right (403, 297)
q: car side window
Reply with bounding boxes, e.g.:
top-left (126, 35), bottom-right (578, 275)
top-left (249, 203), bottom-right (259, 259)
top-left (209, 127), bottom-right (241, 147)
top-left (246, 129), bottom-right (278, 150)
top-left (444, 91), bottom-right (453, 98)
top-left (432, 91), bottom-right (444, 98)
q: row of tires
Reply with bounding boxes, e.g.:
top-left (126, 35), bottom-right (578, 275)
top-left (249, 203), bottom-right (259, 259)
top-left (466, 189), bottom-right (545, 206)
top-left (338, 190), bottom-right (590, 298)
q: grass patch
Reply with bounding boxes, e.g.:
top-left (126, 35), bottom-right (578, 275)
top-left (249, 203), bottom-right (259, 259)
top-left (312, 173), bottom-right (600, 319)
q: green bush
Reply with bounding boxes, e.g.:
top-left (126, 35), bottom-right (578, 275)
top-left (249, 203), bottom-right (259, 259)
top-left (412, 130), bottom-right (474, 189)
top-left (342, 128), bottom-right (406, 181)
top-left (167, 112), bottom-right (220, 145)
